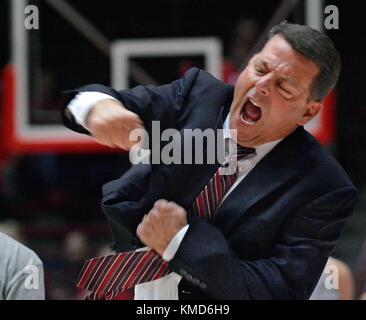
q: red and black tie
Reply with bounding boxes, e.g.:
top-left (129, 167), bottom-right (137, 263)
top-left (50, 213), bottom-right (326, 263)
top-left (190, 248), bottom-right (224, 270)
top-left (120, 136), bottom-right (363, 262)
top-left (76, 144), bottom-right (255, 299)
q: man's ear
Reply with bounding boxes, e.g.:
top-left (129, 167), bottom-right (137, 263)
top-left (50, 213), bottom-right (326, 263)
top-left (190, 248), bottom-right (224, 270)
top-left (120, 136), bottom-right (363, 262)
top-left (299, 101), bottom-right (323, 125)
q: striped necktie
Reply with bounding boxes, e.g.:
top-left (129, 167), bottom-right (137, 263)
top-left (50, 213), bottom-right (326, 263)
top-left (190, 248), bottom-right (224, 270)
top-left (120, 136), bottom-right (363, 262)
top-left (76, 144), bottom-right (255, 300)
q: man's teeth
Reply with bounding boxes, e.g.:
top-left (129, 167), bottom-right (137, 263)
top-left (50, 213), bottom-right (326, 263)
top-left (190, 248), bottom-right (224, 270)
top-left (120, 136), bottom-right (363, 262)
top-left (240, 113), bottom-right (256, 125)
top-left (249, 99), bottom-right (260, 108)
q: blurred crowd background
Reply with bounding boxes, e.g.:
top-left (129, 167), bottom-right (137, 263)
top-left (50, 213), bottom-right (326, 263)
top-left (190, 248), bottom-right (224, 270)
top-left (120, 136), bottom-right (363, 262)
top-left (0, 0), bottom-right (365, 300)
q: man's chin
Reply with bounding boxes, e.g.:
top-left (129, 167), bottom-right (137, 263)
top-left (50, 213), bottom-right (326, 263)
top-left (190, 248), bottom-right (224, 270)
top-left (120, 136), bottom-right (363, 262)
top-left (234, 131), bottom-right (258, 148)
top-left (235, 124), bottom-right (266, 147)
top-left (236, 139), bottom-right (257, 148)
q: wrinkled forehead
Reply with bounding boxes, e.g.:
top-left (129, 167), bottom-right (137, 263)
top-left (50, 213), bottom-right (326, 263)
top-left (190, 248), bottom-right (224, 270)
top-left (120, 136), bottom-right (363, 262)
top-left (257, 35), bottom-right (320, 91)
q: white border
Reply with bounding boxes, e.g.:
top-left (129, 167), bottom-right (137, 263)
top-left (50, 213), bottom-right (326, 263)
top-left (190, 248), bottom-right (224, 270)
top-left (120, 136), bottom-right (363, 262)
top-left (111, 38), bottom-right (222, 90)
top-left (304, 0), bottom-right (323, 134)
top-left (12, 9), bottom-right (222, 142)
top-left (11, 0), bottom-right (92, 142)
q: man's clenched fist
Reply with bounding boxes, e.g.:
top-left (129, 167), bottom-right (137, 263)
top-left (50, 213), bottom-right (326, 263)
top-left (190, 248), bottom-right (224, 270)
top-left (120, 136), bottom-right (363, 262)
top-left (137, 200), bottom-right (188, 256)
top-left (86, 99), bottom-right (144, 150)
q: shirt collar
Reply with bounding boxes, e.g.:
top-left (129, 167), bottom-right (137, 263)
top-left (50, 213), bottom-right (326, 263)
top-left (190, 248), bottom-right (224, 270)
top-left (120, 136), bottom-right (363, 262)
top-left (223, 113), bottom-right (232, 140)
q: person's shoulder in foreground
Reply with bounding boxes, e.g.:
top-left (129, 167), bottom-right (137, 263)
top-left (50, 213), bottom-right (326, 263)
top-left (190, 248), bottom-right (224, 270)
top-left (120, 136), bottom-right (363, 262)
top-left (0, 232), bottom-right (45, 300)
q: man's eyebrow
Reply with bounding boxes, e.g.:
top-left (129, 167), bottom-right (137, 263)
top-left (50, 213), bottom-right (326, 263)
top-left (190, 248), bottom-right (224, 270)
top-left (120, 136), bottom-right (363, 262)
top-left (255, 57), bottom-right (299, 91)
top-left (255, 57), bottom-right (269, 69)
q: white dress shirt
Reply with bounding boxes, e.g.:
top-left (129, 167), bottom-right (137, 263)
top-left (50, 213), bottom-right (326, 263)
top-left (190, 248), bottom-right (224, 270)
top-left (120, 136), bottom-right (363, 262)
top-left (67, 92), bottom-right (282, 299)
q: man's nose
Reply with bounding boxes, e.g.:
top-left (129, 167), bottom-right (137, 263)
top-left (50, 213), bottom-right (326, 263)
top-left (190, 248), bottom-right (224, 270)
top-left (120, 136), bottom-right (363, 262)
top-left (255, 74), bottom-right (272, 96)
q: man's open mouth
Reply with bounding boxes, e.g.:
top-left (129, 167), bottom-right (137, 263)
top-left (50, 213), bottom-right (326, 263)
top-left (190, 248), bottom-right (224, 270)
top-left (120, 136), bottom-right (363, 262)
top-left (240, 98), bottom-right (262, 126)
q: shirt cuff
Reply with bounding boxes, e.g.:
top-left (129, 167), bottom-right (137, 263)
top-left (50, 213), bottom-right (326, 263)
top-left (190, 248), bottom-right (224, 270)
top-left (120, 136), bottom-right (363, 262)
top-left (162, 225), bottom-right (189, 262)
top-left (66, 92), bottom-right (119, 128)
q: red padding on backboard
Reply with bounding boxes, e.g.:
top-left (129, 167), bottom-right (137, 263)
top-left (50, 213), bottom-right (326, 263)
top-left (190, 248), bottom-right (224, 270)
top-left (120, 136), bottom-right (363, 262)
top-left (315, 89), bottom-right (336, 145)
top-left (0, 65), bottom-right (14, 162)
top-left (0, 64), bottom-right (123, 155)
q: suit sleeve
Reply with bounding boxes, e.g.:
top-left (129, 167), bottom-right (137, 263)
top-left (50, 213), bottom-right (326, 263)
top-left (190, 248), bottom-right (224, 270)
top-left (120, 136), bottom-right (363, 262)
top-left (168, 186), bottom-right (358, 299)
top-left (62, 67), bottom-right (201, 136)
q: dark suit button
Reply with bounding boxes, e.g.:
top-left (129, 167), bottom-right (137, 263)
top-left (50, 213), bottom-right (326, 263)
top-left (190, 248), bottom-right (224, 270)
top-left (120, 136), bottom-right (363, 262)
top-left (130, 238), bottom-right (139, 248)
top-left (181, 290), bottom-right (192, 295)
top-left (192, 278), bottom-right (200, 286)
top-left (180, 269), bottom-right (187, 276)
top-left (200, 282), bottom-right (207, 289)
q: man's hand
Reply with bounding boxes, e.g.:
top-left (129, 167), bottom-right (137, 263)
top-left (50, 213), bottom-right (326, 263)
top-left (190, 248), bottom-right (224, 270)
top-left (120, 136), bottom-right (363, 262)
top-left (86, 99), bottom-right (145, 150)
top-left (136, 200), bottom-right (188, 256)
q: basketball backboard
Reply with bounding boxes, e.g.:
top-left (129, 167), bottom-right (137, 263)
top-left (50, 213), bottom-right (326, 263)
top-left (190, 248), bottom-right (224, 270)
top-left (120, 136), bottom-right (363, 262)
top-left (2, 0), bottom-right (335, 158)
top-left (3, 0), bottom-right (224, 155)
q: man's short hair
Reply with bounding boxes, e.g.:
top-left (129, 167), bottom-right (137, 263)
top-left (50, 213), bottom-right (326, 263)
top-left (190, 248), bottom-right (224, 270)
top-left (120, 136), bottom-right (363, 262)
top-left (269, 21), bottom-right (341, 102)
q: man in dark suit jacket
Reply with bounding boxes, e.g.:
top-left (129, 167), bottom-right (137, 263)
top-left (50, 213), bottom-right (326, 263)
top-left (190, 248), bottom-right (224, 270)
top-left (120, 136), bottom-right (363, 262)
top-left (63, 23), bottom-right (358, 299)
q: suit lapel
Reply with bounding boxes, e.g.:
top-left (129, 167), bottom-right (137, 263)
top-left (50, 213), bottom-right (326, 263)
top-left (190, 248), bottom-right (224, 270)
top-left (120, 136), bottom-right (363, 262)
top-left (165, 103), bottom-right (231, 209)
top-left (212, 127), bottom-right (307, 236)
top-left (145, 92), bottom-right (233, 210)
top-left (185, 100), bottom-right (231, 195)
